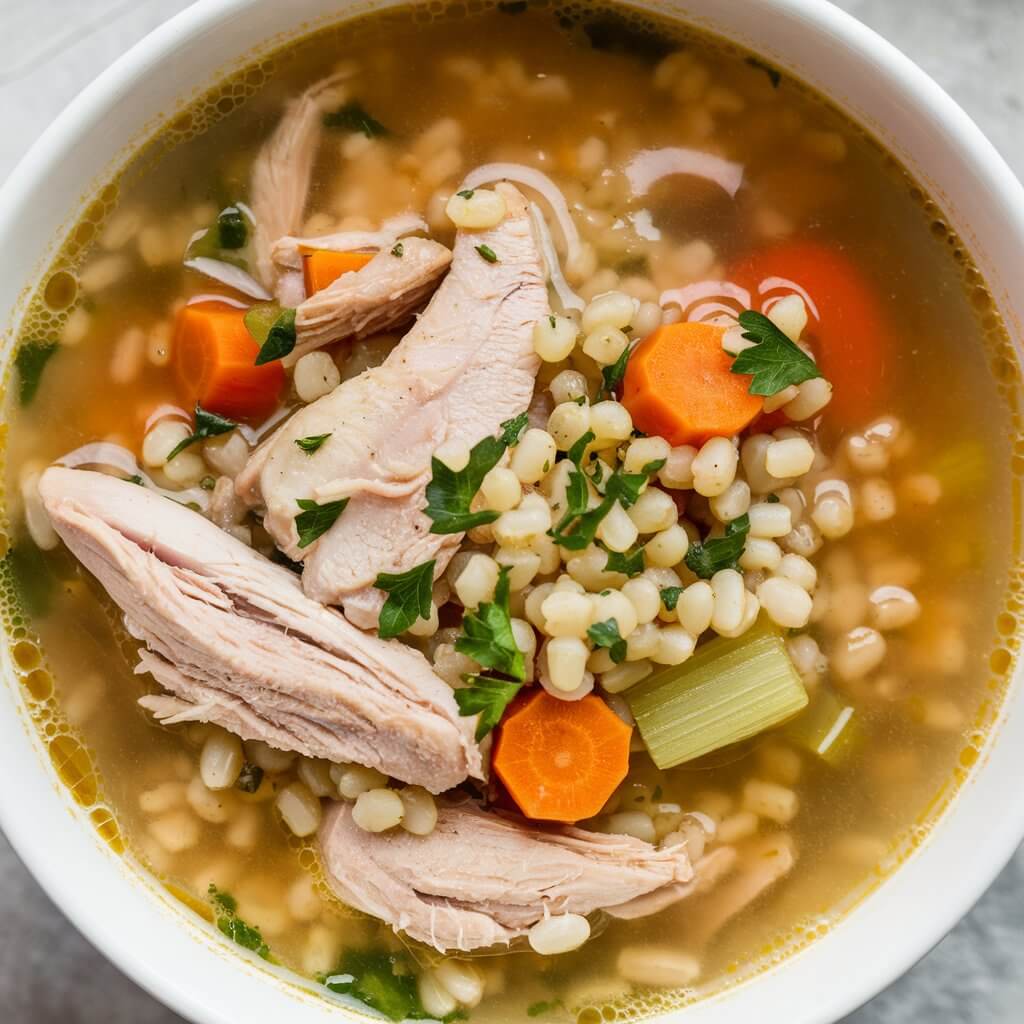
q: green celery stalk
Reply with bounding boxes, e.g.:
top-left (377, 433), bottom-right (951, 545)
top-left (784, 688), bottom-right (861, 766)
top-left (626, 622), bottom-right (808, 769)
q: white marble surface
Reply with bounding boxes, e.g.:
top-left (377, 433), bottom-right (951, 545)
top-left (0, 1), bottom-right (1021, 1021)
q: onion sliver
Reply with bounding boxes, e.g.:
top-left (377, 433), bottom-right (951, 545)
top-left (461, 163), bottom-right (582, 266)
top-left (660, 280), bottom-right (751, 321)
top-left (272, 213), bottom-right (428, 270)
top-left (625, 147), bottom-right (744, 199)
top-left (529, 202), bottom-right (584, 314)
top-left (183, 257), bottom-right (272, 301)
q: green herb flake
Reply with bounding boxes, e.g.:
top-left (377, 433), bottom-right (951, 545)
top-left (588, 618), bottom-right (627, 663)
top-left (294, 433), bottom-right (331, 455)
top-left (234, 762), bottom-right (264, 793)
top-left (216, 206), bottom-right (248, 249)
top-left (500, 412), bottom-right (529, 447)
top-left (166, 403), bottom-right (237, 462)
top-left (126, 474), bottom-right (144, 486)
top-left (200, 475), bottom-right (216, 491)
top-left (604, 545), bottom-right (645, 578)
top-left (424, 427), bottom-right (513, 535)
top-left (249, 306), bottom-right (297, 365)
top-left (641, 457), bottom-right (667, 476)
top-left (766, 493), bottom-right (781, 503)
top-left (391, 241), bottom-right (404, 257)
top-left (659, 586), bottom-right (684, 612)
top-left (455, 675), bottom-right (523, 741)
top-left (455, 567), bottom-right (525, 683)
top-left (457, 188), bottom-right (475, 199)
top-left (476, 244), bottom-right (499, 264)
top-left (548, 314), bottom-right (557, 330)
top-left (207, 885), bottom-right (270, 961)
top-left (572, 394), bottom-right (587, 406)
top-left (15, 341), bottom-right (58, 406)
top-left (375, 559), bottom-right (436, 639)
top-left (600, 341), bottom-right (633, 397)
top-left (324, 951), bottom-right (445, 1022)
top-left (730, 310), bottom-right (821, 396)
top-left (322, 101), bottom-right (389, 138)
top-left (684, 513), bottom-right (751, 579)
top-left (295, 497), bottom-right (349, 549)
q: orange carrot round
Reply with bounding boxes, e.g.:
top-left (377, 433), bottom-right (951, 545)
top-left (730, 241), bottom-right (891, 428)
top-left (492, 689), bottom-right (632, 822)
top-left (622, 321), bottom-right (763, 446)
top-left (302, 249), bottom-right (374, 295)
top-left (172, 300), bottom-right (284, 421)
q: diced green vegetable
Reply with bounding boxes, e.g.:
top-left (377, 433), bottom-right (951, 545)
top-left (626, 622), bottom-right (808, 768)
top-left (784, 688), bottom-right (861, 766)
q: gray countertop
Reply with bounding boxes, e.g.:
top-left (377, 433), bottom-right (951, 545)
top-left (1, 1), bottom-right (1022, 1021)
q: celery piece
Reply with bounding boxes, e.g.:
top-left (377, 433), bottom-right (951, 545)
top-left (784, 689), bottom-right (861, 766)
top-left (626, 623), bottom-right (808, 769)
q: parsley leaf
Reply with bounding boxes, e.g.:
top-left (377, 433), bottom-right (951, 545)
top-left (234, 762), bottom-right (264, 793)
top-left (390, 241), bottom-right (404, 257)
top-left (476, 244), bottom-right (499, 263)
top-left (455, 568), bottom-right (525, 681)
top-left (15, 341), bottom-right (58, 406)
top-left (375, 559), bottom-right (436, 639)
top-left (324, 951), bottom-right (432, 1022)
top-left (660, 586), bottom-right (684, 611)
top-left (548, 467), bottom-right (646, 551)
top-left (567, 429), bottom-right (595, 471)
top-left (588, 618), bottom-right (627, 663)
top-left (641, 457), bottom-right (667, 475)
top-left (604, 545), bottom-right (645, 577)
top-left (322, 101), bottom-right (389, 137)
top-left (249, 306), bottom-right (297, 365)
top-left (166, 403), bottom-right (236, 461)
top-left (424, 437), bottom-right (504, 534)
top-left (684, 513), bottom-right (750, 579)
top-left (294, 433), bottom-right (331, 454)
top-left (295, 497), bottom-right (349, 548)
top-left (457, 188), bottom-right (475, 199)
top-left (216, 206), bottom-right (248, 249)
top-left (454, 675), bottom-right (523, 741)
top-left (730, 310), bottom-right (821, 396)
top-left (208, 885), bottom-right (271, 961)
top-left (500, 412), bottom-right (529, 447)
top-left (600, 341), bottom-right (633, 397)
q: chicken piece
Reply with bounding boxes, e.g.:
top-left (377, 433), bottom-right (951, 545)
top-left (287, 237), bottom-right (452, 364)
top-left (241, 183), bottom-right (546, 626)
top-left (249, 71), bottom-right (350, 302)
top-left (319, 798), bottom-right (696, 953)
top-left (38, 468), bottom-right (482, 792)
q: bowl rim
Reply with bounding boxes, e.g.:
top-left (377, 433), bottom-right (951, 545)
top-left (1, 1), bottom-right (1023, 1023)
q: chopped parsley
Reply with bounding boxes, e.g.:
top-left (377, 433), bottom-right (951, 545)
top-left (684, 513), bottom-right (750, 579)
top-left (15, 341), bottom-right (58, 406)
top-left (600, 341), bottom-right (633, 397)
top-left (424, 415), bottom-right (528, 534)
top-left (604, 545), bottom-right (646, 577)
top-left (185, 204), bottom-right (253, 267)
top-left (476, 244), bottom-right (499, 263)
top-left (659, 586), bottom-right (684, 612)
top-left (641, 457), bottom-right (667, 476)
top-left (322, 101), bottom-right (389, 137)
top-left (246, 305), bottom-right (297, 365)
top-left (166, 403), bottom-right (236, 461)
top-left (375, 559), bottom-right (436, 639)
top-left (208, 884), bottom-right (271, 960)
top-left (730, 310), bottom-right (821, 396)
top-left (234, 762), bottom-right (264, 793)
top-left (456, 188), bottom-right (475, 199)
top-left (295, 497), bottom-right (349, 548)
top-left (294, 433), bottom-right (331, 455)
top-left (588, 618), bottom-right (627, 663)
top-left (323, 951), bottom-right (453, 1022)
top-left (390, 241), bottom-right (404, 257)
top-left (454, 568), bottom-right (525, 738)
top-left (200, 475), bottom-right (216, 491)
top-left (216, 206), bottom-right (248, 249)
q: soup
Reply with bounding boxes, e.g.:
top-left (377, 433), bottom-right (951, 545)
top-left (3, 2), bottom-right (1018, 1021)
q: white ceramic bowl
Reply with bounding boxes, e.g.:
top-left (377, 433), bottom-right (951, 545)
top-left (1, 1), bottom-right (1022, 1022)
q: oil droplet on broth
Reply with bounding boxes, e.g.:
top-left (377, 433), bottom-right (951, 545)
top-left (90, 805), bottom-right (125, 855)
top-left (43, 270), bottom-right (78, 311)
top-left (12, 639), bottom-right (41, 671)
top-left (48, 734), bottom-right (98, 807)
top-left (22, 667), bottom-right (53, 701)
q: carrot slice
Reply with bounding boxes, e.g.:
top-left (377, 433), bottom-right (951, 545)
top-left (492, 689), bottom-right (632, 822)
top-left (729, 241), bottom-right (891, 427)
top-left (301, 250), bottom-right (374, 294)
top-left (172, 300), bottom-right (284, 421)
top-left (622, 322), bottom-right (763, 446)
